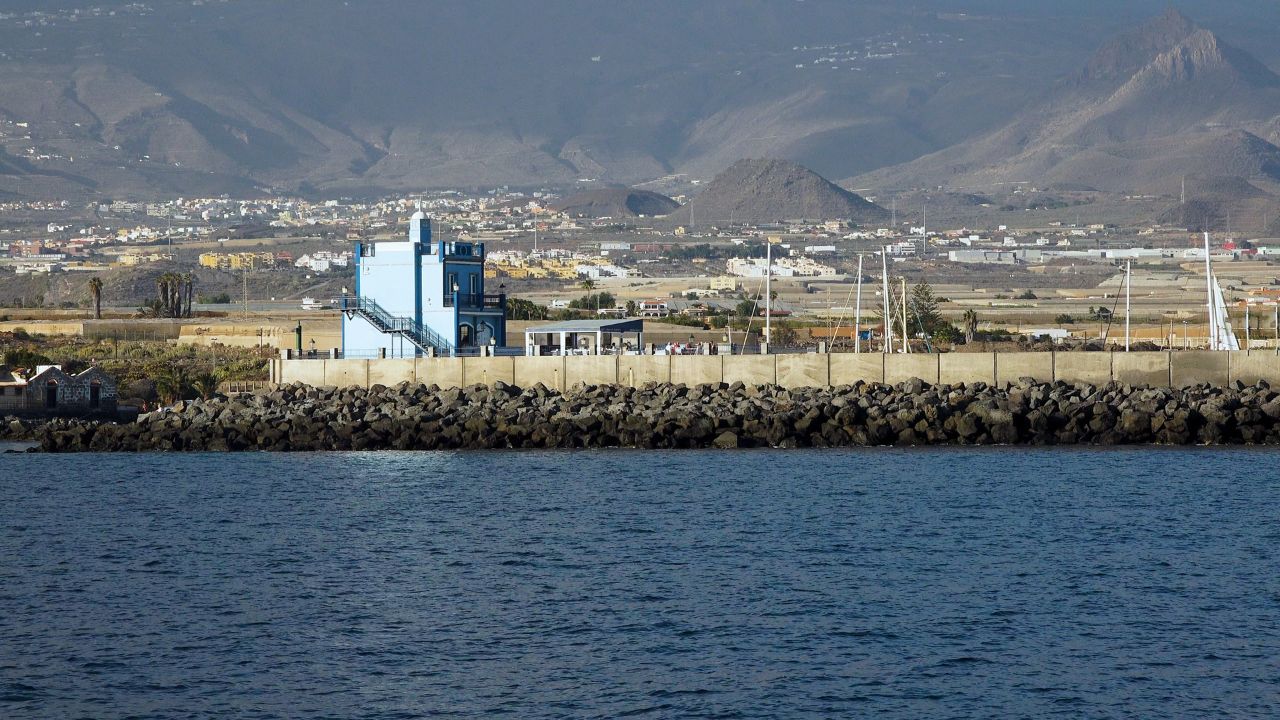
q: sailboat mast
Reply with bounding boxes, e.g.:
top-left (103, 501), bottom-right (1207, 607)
top-left (881, 248), bottom-right (891, 353)
top-left (1124, 259), bottom-right (1131, 352)
top-left (854, 254), bottom-right (863, 354)
top-left (1205, 232), bottom-right (1217, 350)
top-left (901, 277), bottom-right (909, 354)
top-left (764, 238), bottom-right (772, 351)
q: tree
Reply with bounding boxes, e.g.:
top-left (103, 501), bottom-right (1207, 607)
top-left (155, 366), bottom-right (190, 404)
top-left (191, 371), bottom-right (221, 400)
top-left (625, 300), bottom-right (638, 317)
top-left (579, 278), bottom-right (598, 313)
top-left (182, 272), bottom-right (195, 317)
top-left (507, 297), bottom-right (548, 321)
top-left (909, 282), bottom-right (944, 335)
top-left (569, 292), bottom-right (614, 312)
top-left (735, 299), bottom-right (759, 318)
top-left (771, 321), bottom-right (798, 347)
top-left (962, 309), bottom-right (979, 344)
top-left (3, 349), bottom-right (51, 370)
top-left (932, 324), bottom-right (964, 344)
top-left (88, 277), bottom-right (103, 320)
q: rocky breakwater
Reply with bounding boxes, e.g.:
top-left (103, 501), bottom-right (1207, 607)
top-left (10, 378), bottom-right (1280, 452)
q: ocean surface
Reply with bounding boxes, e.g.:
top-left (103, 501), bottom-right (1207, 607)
top-left (2, 449), bottom-right (1279, 719)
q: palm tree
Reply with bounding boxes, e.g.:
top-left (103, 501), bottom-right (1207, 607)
top-left (155, 274), bottom-right (170, 316)
top-left (182, 272), bottom-right (194, 317)
top-left (962, 309), bottom-right (979, 344)
top-left (579, 278), bottom-right (597, 314)
top-left (88, 277), bottom-right (103, 319)
top-left (191, 370), bottom-right (220, 400)
top-left (625, 300), bottom-right (638, 317)
top-left (155, 366), bottom-right (190, 404)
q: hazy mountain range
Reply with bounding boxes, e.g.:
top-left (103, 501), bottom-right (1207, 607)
top-left (1, 1), bottom-right (1279, 201)
top-left (853, 10), bottom-right (1280, 198)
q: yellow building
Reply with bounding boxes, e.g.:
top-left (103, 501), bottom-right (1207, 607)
top-left (198, 252), bottom-right (278, 270)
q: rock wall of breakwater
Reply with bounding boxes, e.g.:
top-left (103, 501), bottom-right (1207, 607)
top-left (8, 378), bottom-right (1280, 452)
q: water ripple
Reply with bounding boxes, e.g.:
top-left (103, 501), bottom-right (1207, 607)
top-left (2, 447), bottom-right (1280, 718)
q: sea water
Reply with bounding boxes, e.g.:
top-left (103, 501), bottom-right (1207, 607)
top-left (2, 449), bottom-right (1278, 718)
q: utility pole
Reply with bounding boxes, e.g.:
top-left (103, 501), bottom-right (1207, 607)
top-left (1245, 300), bottom-right (1251, 348)
top-left (242, 267), bottom-right (249, 319)
top-left (854, 254), bottom-right (863, 354)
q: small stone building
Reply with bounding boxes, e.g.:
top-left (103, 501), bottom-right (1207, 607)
top-left (0, 368), bottom-right (26, 412)
top-left (1, 365), bottom-right (118, 415)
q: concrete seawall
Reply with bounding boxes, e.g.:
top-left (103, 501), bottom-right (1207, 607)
top-left (274, 351), bottom-right (1280, 390)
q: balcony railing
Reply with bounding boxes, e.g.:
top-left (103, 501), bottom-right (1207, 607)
top-left (444, 293), bottom-right (506, 310)
top-left (337, 295), bottom-right (454, 352)
top-left (441, 241), bottom-right (484, 259)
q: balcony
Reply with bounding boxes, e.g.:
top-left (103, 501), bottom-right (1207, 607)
top-left (444, 292), bottom-right (506, 311)
top-left (441, 241), bottom-right (484, 259)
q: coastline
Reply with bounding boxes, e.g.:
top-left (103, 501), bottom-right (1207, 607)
top-left (7, 378), bottom-right (1280, 452)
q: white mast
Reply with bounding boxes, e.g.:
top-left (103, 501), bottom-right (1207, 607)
top-left (901, 277), bottom-right (909, 354)
top-left (881, 247), bottom-right (891, 353)
top-left (854, 254), bottom-right (864, 354)
top-left (1124, 259), bottom-right (1132, 351)
top-left (1205, 232), bottom-right (1217, 350)
top-left (764, 236), bottom-right (776, 352)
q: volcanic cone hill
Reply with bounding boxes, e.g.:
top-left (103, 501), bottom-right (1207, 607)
top-left (668, 158), bottom-right (889, 226)
top-left (553, 187), bottom-right (679, 218)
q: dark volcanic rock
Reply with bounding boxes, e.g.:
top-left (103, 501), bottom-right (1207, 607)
top-left (11, 378), bottom-right (1280, 453)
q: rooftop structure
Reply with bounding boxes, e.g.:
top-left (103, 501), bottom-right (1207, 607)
top-left (524, 319), bottom-right (644, 356)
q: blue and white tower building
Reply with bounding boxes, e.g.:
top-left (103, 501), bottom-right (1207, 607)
top-left (340, 212), bottom-right (506, 357)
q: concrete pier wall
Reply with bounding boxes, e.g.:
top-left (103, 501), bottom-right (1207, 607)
top-left (275, 350), bottom-right (1280, 390)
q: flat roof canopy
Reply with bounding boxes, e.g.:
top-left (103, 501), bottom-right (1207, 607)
top-left (524, 319), bottom-right (644, 334)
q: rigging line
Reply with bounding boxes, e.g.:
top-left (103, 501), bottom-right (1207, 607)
top-left (1100, 264), bottom-right (1126, 345)
top-left (829, 276), bottom-right (859, 349)
top-left (911, 298), bottom-right (934, 354)
top-left (742, 278), bottom-right (766, 348)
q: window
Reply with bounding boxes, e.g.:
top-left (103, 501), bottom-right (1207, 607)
top-left (470, 274), bottom-right (479, 295)
top-left (459, 324), bottom-right (474, 346)
top-left (447, 272), bottom-right (458, 294)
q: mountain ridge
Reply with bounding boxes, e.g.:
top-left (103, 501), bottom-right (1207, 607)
top-left (851, 11), bottom-right (1280, 197)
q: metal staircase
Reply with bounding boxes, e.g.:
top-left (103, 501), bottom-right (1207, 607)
top-left (338, 296), bottom-right (454, 354)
